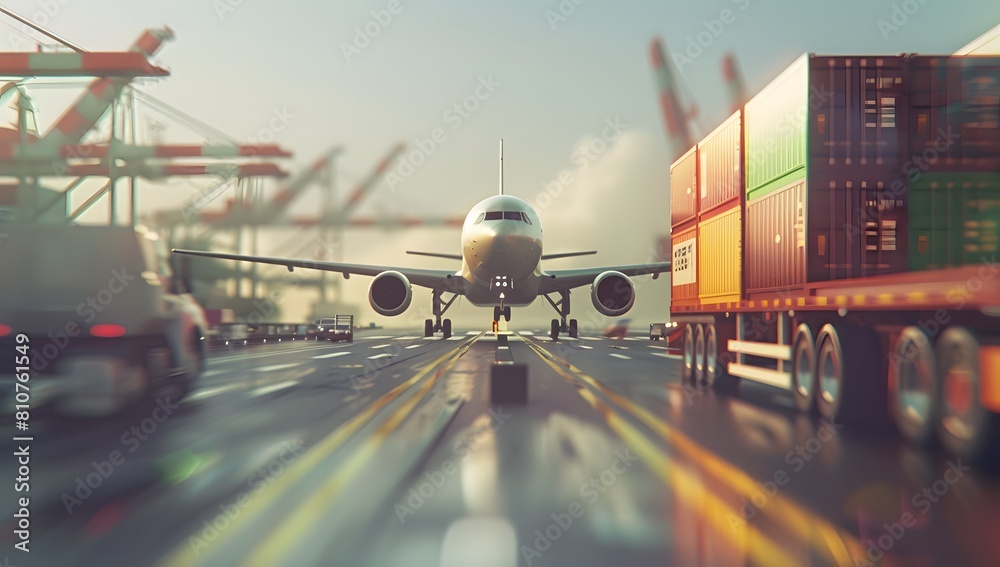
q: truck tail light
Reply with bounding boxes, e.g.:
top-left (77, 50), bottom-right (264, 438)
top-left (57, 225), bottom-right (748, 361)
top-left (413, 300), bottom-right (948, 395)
top-left (90, 324), bottom-right (127, 338)
top-left (0, 324), bottom-right (10, 337)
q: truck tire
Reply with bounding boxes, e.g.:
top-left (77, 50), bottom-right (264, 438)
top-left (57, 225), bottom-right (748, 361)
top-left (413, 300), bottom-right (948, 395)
top-left (694, 324), bottom-right (706, 386)
top-left (815, 323), bottom-right (885, 424)
top-left (892, 326), bottom-right (938, 446)
top-left (682, 324), bottom-right (695, 385)
top-left (936, 327), bottom-right (999, 466)
top-left (791, 324), bottom-right (817, 413)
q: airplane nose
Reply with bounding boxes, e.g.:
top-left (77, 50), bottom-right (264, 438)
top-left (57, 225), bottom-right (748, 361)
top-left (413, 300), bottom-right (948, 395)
top-left (471, 224), bottom-right (540, 281)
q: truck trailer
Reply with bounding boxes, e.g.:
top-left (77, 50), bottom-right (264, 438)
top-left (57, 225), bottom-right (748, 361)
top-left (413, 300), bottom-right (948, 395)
top-left (669, 53), bottom-right (1000, 465)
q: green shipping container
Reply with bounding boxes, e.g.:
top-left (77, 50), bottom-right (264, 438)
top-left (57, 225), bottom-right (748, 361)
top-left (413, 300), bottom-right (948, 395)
top-left (909, 172), bottom-right (1000, 271)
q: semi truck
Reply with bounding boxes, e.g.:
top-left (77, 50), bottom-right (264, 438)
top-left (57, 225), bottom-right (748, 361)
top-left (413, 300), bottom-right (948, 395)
top-left (669, 52), bottom-right (1000, 465)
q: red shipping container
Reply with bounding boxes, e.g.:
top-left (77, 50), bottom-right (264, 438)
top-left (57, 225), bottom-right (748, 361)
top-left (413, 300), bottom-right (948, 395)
top-left (699, 110), bottom-right (742, 215)
top-left (670, 146), bottom-right (698, 228)
top-left (670, 222), bottom-right (699, 306)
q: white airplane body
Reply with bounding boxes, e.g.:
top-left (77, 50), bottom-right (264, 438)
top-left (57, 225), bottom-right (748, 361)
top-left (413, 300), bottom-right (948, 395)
top-left (173, 142), bottom-right (670, 339)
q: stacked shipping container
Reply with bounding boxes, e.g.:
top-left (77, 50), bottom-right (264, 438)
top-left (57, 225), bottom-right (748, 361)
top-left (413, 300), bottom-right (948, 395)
top-left (670, 110), bottom-right (744, 307)
top-left (670, 53), bottom-right (1000, 310)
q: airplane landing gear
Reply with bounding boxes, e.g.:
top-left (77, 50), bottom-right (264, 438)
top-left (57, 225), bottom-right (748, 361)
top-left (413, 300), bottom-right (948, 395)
top-left (493, 305), bottom-right (511, 322)
top-left (425, 289), bottom-right (457, 339)
top-left (543, 290), bottom-right (576, 339)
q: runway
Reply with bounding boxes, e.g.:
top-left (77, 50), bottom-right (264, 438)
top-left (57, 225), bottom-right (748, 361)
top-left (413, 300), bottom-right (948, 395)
top-left (2, 328), bottom-right (997, 567)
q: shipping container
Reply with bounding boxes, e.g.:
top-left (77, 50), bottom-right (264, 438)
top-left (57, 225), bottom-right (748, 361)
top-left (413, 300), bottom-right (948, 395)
top-left (698, 201), bottom-right (742, 304)
top-left (908, 56), bottom-right (1000, 169)
top-left (698, 110), bottom-right (742, 214)
top-left (670, 223), bottom-right (699, 306)
top-left (670, 146), bottom-right (698, 227)
top-left (743, 54), bottom-right (910, 294)
top-left (909, 172), bottom-right (1000, 270)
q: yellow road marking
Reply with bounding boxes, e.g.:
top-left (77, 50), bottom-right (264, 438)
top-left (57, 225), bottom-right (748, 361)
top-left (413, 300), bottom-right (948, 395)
top-left (524, 338), bottom-right (863, 566)
top-left (160, 335), bottom-right (480, 567)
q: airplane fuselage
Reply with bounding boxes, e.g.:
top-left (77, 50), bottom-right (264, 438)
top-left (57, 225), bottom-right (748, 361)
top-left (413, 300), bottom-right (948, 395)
top-left (458, 195), bottom-right (543, 307)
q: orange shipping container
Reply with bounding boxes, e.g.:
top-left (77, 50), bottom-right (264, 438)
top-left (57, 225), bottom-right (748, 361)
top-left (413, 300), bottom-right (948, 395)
top-left (671, 223), bottom-right (699, 306)
top-left (670, 147), bottom-right (698, 228)
top-left (698, 202), bottom-right (742, 305)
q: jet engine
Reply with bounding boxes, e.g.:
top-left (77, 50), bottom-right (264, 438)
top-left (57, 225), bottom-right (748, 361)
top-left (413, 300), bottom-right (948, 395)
top-left (368, 271), bottom-right (412, 316)
top-left (591, 271), bottom-right (635, 317)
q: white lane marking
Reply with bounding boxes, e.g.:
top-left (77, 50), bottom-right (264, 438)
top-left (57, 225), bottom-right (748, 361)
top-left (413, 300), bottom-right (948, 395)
top-left (249, 380), bottom-right (299, 397)
top-left (447, 336), bottom-right (464, 341)
top-left (367, 353), bottom-right (394, 360)
top-left (579, 345), bottom-right (593, 350)
top-left (579, 337), bottom-right (601, 341)
top-left (609, 353), bottom-right (632, 360)
top-left (361, 335), bottom-right (394, 340)
top-left (519, 331), bottom-right (534, 336)
top-left (207, 344), bottom-right (335, 365)
top-left (395, 336), bottom-right (419, 340)
top-left (466, 331), bottom-right (480, 335)
top-left (625, 337), bottom-right (640, 341)
top-left (405, 344), bottom-right (423, 349)
top-left (653, 353), bottom-right (683, 360)
top-left (200, 369), bottom-right (227, 378)
top-left (369, 344), bottom-right (392, 349)
top-left (312, 352), bottom-right (352, 359)
top-left (498, 346), bottom-right (509, 350)
top-left (257, 363), bottom-right (300, 372)
top-left (184, 384), bottom-right (241, 402)
top-left (423, 337), bottom-right (438, 341)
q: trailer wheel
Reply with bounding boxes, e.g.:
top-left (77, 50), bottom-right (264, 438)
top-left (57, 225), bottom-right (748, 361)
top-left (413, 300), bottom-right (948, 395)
top-left (936, 327), bottom-right (998, 465)
top-left (681, 325), bottom-right (695, 384)
top-left (694, 324), bottom-right (706, 386)
top-left (816, 323), bottom-right (883, 424)
top-left (892, 326), bottom-right (938, 447)
top-left (791, 324), bottom-right (817, 413)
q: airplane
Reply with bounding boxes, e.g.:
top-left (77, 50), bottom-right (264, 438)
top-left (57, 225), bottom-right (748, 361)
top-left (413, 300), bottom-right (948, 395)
top-left (172, 141), bottom-right (672, 340)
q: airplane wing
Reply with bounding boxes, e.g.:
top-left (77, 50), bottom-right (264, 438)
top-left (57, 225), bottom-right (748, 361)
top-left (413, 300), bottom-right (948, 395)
top-left (171, 249), bottom-right (461, 291)
top-left (538, 262), bottom-right (671, 294)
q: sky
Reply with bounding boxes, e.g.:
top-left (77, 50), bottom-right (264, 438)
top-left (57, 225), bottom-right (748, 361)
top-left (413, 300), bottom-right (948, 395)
top-left (2, 0), bottom-right (999, 328)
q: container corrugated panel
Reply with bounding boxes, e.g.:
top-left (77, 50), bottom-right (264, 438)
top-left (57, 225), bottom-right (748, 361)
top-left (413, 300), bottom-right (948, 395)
top-left (745, 179), bottom-right (806, 294)
top-left (699, 110), bottom-right (742, 213)
top-left (698, 202), bottom-right (742, 304)
top-left (810, 56), bottom-right (909, 166)
top-left (670, 224), bottom-right (699, 306)
top-left (670, 146), bottom-right (698, 227)
top-left (909, 172), bottom-right (1000, 270)
top-left (909, 56), bottom-right (1000, 169)
top-left (744, 54), bottom-right (808, 201)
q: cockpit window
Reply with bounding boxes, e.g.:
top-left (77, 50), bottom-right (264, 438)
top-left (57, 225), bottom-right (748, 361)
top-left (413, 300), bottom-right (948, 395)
top-left (475, 212), bottom-right (485, 224)
top-left (482, 210), bottom-right (532, 223)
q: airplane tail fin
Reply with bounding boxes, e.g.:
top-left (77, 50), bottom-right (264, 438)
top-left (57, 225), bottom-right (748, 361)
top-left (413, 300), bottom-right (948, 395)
top-left (499, 139), bottom-right (504, 196)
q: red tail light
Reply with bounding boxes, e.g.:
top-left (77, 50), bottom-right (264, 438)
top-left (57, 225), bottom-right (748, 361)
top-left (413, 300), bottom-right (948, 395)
top-left (90, 324), bottom-right (127, 338)
top-left (0, 324), bottom-right (10, 337)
